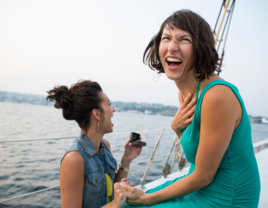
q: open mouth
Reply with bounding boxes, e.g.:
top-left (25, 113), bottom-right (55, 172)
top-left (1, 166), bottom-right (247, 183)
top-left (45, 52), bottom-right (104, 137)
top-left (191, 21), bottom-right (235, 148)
top-left (166, 57), bottom-right (182, 69)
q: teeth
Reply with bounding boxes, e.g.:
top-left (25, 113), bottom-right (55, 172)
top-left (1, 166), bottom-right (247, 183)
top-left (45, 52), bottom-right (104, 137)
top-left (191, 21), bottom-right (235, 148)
top-left (167, 58), bottom-right (182, 62)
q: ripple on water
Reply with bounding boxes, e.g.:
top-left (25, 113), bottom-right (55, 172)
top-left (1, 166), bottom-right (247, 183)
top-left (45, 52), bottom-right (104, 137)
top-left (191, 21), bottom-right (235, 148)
top-left (14, 178), bottom-right (24, 181)
top-left (0, 175), bottom-right (10, 180)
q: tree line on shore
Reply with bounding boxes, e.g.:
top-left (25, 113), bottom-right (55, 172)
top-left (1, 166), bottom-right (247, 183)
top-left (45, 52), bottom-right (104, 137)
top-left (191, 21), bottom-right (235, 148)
top-left (0, 91), bottom-right (178, 116)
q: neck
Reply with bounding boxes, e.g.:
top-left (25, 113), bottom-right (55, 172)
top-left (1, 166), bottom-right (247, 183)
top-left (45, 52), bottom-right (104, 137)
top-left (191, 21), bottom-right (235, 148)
top-left (84, 127), bottom-right (104, 153)
top-left (175, 73), bottom-right (199, 97)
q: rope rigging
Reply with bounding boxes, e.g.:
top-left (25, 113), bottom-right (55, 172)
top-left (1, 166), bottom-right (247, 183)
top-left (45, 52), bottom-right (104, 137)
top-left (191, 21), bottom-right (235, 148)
top-left (214, 0), bottom-right (236, 70)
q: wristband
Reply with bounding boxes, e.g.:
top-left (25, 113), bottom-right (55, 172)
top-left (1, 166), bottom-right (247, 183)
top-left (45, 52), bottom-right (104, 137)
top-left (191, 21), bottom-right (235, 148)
top-left (118, 163), bottom-right (130, 173)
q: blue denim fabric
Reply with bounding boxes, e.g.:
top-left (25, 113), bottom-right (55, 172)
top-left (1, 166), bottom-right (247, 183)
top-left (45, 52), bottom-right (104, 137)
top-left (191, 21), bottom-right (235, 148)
top-left (61, 131), bottom-right (117, 208)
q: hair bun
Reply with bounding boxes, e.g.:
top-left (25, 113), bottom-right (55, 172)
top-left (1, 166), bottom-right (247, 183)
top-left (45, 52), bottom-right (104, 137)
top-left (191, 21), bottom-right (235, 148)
top-left (46, 85), bottom-right (74, 120)
top-left (60, 95), bottom-right (73, 109)
top-left (46, 85), bottom-right (72, 108)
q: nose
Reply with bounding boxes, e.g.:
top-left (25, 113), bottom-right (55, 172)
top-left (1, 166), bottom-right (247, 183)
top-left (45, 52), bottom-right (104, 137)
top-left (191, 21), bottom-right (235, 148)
top-left (167, 39), bottom-right (179, 53)
top-left (112, 106), bottom-right (115, 112)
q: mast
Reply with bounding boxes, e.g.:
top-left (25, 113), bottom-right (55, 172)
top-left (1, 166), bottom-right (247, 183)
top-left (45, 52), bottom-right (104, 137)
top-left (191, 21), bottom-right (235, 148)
top-left (213, 0), bottom-right (236, 70)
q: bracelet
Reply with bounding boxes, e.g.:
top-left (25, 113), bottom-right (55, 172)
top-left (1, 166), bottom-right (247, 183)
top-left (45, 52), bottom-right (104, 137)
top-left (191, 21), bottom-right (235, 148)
top-left (118, 163), bottom-right (130, 173)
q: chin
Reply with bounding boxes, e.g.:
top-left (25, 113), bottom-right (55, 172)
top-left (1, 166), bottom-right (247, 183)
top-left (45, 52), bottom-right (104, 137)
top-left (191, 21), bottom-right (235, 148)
top-left (164, 70), bottom-right (181, 81)
top-left (106, 128), bottom-right (113, 134)
top-left (165, 73), bottom-right (180, 81)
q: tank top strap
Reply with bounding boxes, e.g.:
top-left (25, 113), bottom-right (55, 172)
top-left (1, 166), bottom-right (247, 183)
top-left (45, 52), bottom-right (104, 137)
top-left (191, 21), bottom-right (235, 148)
top-left (195, 80), bottom-right (246, 125)
top-left (196, 79), bottom-right (201, 100)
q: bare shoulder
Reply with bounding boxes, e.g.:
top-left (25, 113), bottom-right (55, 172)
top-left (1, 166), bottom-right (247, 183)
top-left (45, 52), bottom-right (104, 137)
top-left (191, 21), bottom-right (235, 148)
top-left (102, 138), bottom-right (111, 151)
top-left (203, 84), bottom-right (237, 106)
top-left (61, 151), bottom-right (84, 169)
top-left (201, 84), bottom-right (241, 123)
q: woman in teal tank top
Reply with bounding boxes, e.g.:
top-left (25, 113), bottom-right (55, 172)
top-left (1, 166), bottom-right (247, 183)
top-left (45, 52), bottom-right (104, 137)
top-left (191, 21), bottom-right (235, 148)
top-left (121, 10), bottom-right (260, 208)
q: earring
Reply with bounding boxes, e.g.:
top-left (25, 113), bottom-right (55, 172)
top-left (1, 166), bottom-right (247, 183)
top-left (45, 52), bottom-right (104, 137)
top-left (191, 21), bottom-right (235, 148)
top-left (196, 67), bottom-right (202, 79)
top-left (97, 122), bottom-right (101, 132)
top-left (157, 63), bottom-right (162, 70)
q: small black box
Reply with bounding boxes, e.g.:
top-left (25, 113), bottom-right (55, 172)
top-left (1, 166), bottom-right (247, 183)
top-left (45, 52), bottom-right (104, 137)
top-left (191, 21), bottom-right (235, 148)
top-left (130, 132), bottom-right (140, 142)
top-left (130, 132), bottom-right (146, 147)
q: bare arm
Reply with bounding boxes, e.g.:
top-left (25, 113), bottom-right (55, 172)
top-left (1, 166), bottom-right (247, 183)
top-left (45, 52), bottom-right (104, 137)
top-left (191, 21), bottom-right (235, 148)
top-left (126, 85), bottom-right (242, 206)
top-left (60, 151), bottom-right (84, 208)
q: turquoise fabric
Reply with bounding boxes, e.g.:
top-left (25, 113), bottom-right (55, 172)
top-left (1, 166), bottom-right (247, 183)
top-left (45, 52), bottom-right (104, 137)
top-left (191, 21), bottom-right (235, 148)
top-left (127, 80), bottom-right (260, 208)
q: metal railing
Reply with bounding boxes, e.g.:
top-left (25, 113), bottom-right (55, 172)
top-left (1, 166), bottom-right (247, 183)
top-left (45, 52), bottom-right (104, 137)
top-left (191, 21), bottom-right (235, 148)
top-left (0, 128), bottom-right (165, 143)
top-left (0, 185), bottom-right (60, 204)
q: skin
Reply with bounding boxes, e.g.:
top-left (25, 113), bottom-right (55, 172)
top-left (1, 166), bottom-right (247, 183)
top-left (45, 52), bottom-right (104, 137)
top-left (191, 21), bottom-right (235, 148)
top-left (60, 92), bottom-right (143, 208)
top-left (121, 25), bottom-right (242, 206)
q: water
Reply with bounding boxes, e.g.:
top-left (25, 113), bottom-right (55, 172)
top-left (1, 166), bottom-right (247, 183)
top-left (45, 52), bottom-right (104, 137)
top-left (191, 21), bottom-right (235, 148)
top-left (0, 102), bottom-right (267, 208)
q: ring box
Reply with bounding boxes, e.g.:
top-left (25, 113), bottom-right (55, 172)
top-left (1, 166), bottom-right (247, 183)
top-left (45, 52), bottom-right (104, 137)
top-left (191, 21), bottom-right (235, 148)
top-left (130, 132), bottom-right (146, 147)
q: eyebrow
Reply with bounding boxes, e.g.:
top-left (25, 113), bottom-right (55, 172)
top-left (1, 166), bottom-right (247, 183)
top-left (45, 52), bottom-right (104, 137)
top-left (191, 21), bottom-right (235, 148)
top-left (180, 35), bottom-right (191, 38)
top-left (162, 33), bottom-right (191, 38)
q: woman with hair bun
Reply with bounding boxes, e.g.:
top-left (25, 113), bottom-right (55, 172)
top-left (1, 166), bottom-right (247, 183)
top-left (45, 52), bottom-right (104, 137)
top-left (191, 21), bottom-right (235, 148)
top-left (47, 80), bottom-right (143, 208)
top-left (121, 10), bottom-right (260, 208)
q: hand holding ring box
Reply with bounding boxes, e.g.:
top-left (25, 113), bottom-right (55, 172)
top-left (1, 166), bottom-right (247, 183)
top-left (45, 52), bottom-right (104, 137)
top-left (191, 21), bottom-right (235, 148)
top-left (130, 132), bottom-right (146, 147)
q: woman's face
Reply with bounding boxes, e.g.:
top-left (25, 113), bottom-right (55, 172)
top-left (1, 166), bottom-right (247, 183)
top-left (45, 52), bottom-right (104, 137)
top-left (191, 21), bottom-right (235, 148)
top-left (159, 25), bottom-right (194, 81)
top-left (99, 92), bottom-right (115, 133)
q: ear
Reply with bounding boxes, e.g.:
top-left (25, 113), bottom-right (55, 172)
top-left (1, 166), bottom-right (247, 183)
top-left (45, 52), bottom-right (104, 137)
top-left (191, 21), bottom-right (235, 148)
top-left (92, 109), bottom-right (101, 121)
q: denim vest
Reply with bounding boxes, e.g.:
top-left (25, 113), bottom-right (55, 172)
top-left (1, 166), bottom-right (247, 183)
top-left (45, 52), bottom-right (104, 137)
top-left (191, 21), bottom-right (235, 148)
top-left (61, 131), bottom-right (117, 208)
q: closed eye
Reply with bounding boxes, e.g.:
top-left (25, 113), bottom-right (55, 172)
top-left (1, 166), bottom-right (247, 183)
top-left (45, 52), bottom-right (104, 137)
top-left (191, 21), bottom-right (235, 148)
top-left (162, 36), bottom-right (170, 41)
top-left (182, 38), bottom-right (190, 42)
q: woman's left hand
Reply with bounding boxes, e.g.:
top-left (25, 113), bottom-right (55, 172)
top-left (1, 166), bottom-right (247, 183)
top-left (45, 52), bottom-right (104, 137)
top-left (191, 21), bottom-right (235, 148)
top-left (120, 183), bottom-right (148, 206)
top-left (123, 137), bottom-right (143, 162)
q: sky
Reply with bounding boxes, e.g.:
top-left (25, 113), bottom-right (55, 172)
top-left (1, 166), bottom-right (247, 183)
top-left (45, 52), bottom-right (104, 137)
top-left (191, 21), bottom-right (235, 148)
top-left (0, 0), bottom-right (268, 116)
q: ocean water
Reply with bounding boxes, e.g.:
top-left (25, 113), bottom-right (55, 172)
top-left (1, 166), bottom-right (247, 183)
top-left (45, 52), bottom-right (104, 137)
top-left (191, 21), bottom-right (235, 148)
top-left (0, 102), bottom-right (267, 208)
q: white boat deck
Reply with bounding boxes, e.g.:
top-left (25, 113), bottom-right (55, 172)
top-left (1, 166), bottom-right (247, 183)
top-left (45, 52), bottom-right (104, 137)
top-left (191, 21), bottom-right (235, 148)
top-left (137, 139), bottom-right (268, 207)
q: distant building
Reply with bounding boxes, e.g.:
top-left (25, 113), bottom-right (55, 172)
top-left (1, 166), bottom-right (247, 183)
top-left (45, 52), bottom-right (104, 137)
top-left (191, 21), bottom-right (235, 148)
top-left (144, 110), bottom-right (153, 115)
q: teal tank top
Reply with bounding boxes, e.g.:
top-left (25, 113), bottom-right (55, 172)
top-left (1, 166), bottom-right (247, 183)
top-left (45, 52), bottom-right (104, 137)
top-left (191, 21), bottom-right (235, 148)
top-left (181, 80), bottom-right (261, 207)
top-left (127, 80), bottom-right (261, 208)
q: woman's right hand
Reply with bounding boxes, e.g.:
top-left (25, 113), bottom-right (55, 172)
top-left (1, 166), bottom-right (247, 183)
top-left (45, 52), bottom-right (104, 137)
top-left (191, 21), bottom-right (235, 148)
top-left (111, 182), bottom-right (129, 208)
top-left (171, 92), bottom-right (197, 135)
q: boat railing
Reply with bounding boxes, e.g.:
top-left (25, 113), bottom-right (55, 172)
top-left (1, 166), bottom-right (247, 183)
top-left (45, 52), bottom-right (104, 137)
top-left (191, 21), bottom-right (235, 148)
top-left (0, 127), bottom-right (182, 204)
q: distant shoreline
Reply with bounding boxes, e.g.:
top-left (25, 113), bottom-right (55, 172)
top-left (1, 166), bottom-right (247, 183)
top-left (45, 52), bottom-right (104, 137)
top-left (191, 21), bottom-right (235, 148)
top-left (1, 91), bottom-right (267, 119)
top-left (0, 91), bottom-right (178, 116)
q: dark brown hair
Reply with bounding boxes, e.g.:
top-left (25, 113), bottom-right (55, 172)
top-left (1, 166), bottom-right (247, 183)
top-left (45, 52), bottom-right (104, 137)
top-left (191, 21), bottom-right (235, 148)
top-left (143, 9), bottom-right (220, 79)
top-left (46, 80), bottom-right (103, 134)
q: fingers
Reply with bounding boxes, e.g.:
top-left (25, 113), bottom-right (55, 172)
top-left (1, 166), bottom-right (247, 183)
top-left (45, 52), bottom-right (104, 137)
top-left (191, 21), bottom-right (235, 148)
top-left (181, 93), bottom-right (193, 108)
top-left (120, 182), bottom-right (135, 192)
top-left (185, 105), bottom-right (196, 118)
top-left (121, 178), bottom-right (132, 186)
top-left (114, 182), bottom-right (122, 189)
top-left (114, 183), bottom-right (129, 199)
top-left (121, 178), bottom-right (128, 182)
top-left (124, 140), bottom-right (130, 147)
top-left (186, 98), bottom-right (197, 110)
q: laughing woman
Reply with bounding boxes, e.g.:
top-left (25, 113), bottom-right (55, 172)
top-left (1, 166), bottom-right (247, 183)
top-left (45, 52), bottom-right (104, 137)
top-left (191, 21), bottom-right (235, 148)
top-left (47, 80), bottom-right (142, 208)
top-left (121, 10), bottom-right (261, 208)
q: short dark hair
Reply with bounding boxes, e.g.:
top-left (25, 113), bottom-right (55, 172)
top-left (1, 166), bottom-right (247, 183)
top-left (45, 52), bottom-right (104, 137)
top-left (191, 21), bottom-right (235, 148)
top-left (143, 9), bottom-right (220, 79)
top-left (46, 80), bottom-right (103, 134)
